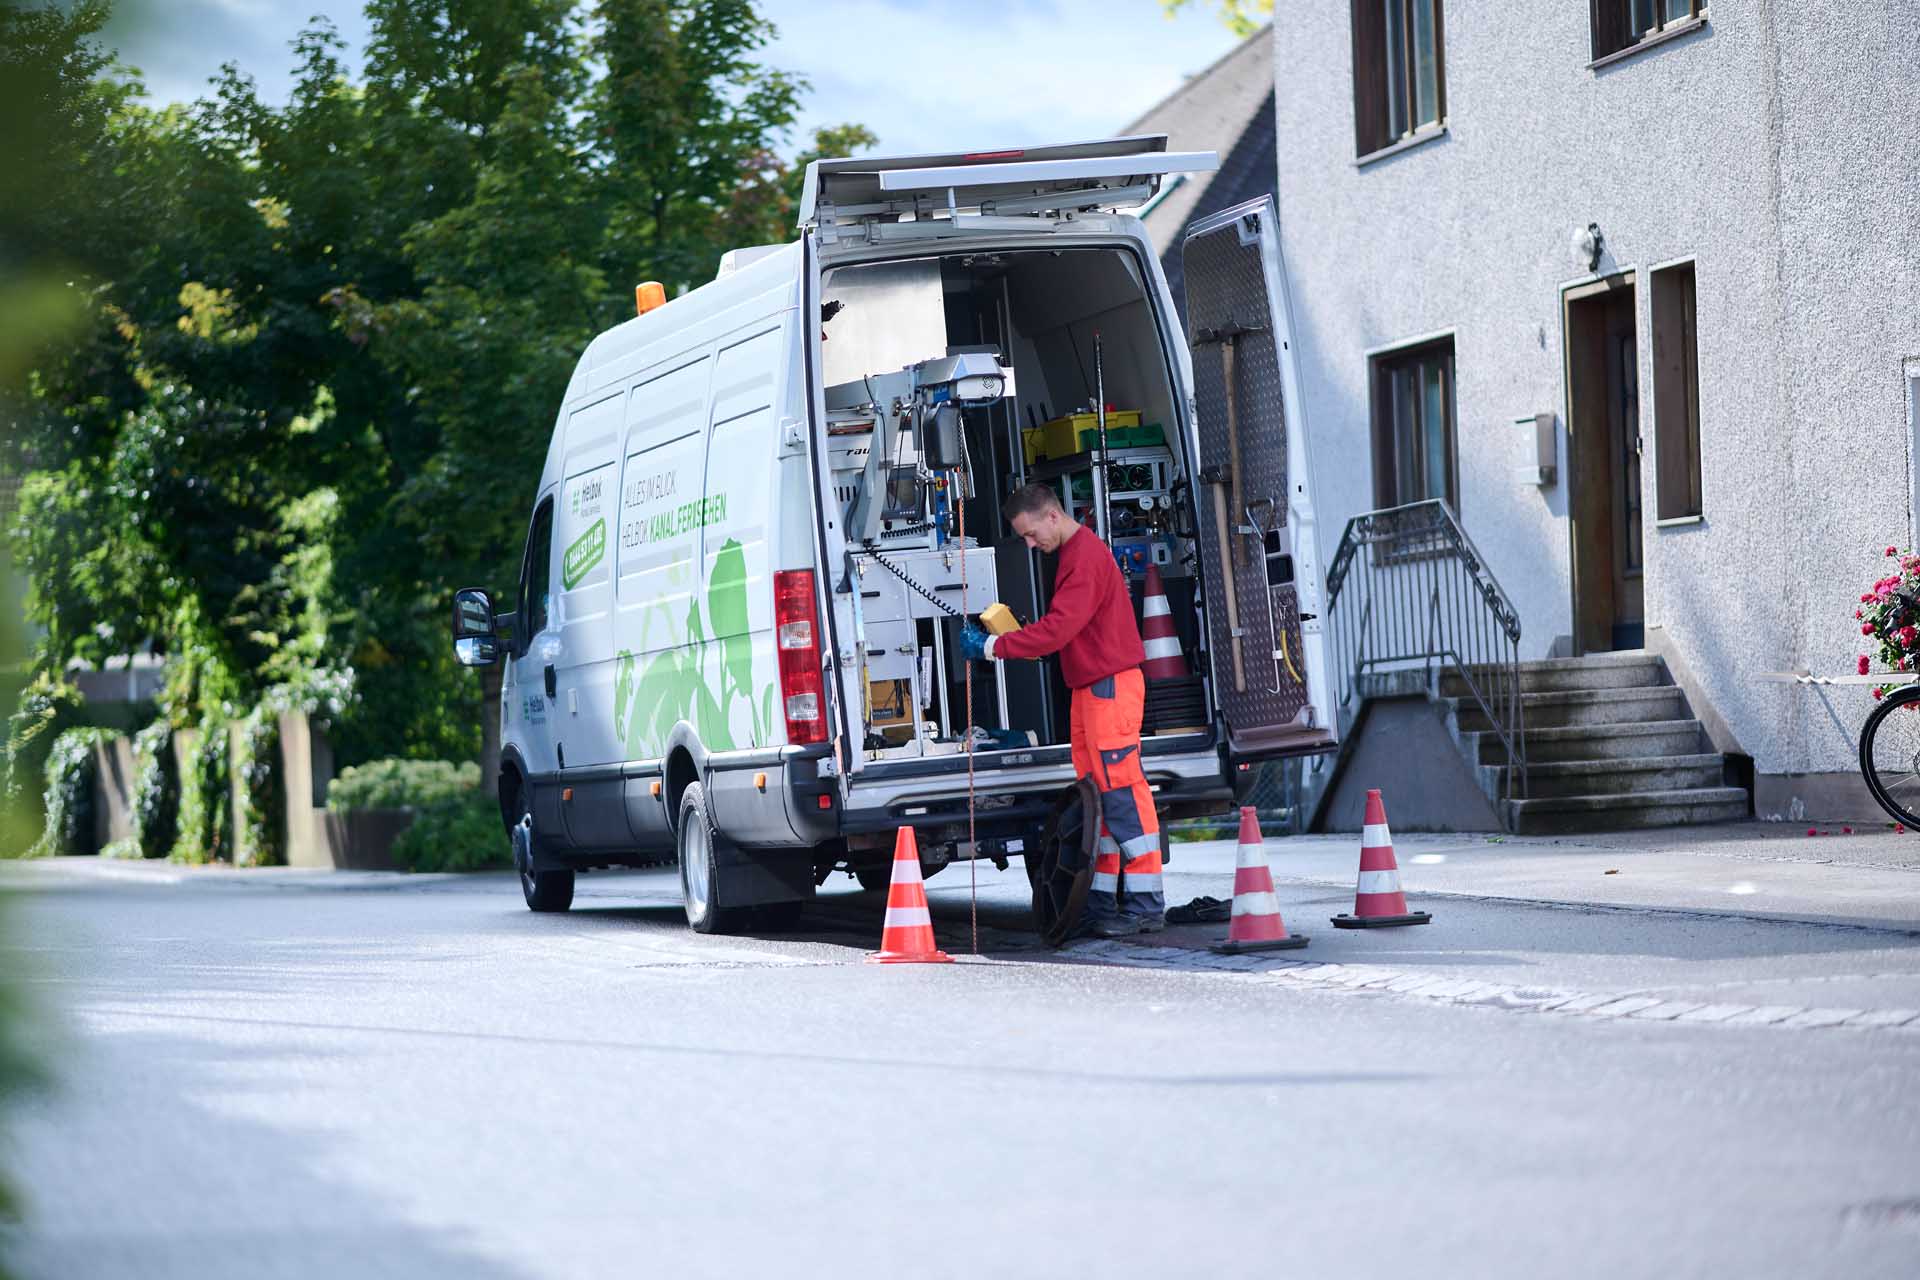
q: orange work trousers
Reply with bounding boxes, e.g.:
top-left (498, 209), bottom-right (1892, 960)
top-left (1069, 667), bottom-right (1165, 921)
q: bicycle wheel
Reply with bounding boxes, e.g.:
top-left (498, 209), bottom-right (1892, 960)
top-left (1858, 683), bottom-right (1920, 827)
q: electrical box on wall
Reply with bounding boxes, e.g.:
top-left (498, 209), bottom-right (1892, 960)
top-left (1514, 412), bottom-right (1556, 486)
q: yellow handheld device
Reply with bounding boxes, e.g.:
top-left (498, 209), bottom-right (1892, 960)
top-left (978, 602), bottom-right (1021, 636)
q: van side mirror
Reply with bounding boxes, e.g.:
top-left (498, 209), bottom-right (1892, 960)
top-left (452, 587), bottom-right (499, 667)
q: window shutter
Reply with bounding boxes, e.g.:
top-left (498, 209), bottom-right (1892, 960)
top-left (1369, 362), bottom-right (1397, 508)
top-left (1590, 0), bottom-right (1631, 60)
top-left (1352, 0), bottom-right (1388, 155)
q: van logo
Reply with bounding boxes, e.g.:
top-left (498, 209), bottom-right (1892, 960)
top-left (562, 519), bottom-right (606, 590)
top-left (572, 477), bottom-right (604, 518)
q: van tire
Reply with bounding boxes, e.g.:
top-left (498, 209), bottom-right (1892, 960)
top-left (854, 865), bottom-right (893, 893)
top-left (513, 804), bottom-right (575, 913)
top-left (676, 782), bottom-right (737, 935)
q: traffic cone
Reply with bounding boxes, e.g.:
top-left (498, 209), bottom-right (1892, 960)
top-left (1212, 806), bottom-right (1308, 953)
top-left (1140, 563), bottom-right (1190, 681)
top-left (1331, 789), bottom-right (1432, 928)
top-left (866, 826), bottom-right (953, 964)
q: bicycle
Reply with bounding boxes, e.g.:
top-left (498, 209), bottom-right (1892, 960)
top-left (1859, 681), bottom-right (1920, 827)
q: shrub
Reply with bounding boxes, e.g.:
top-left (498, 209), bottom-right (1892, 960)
top-left (234, 709), bottom-right (284, 867)
top-left (130, 719), bottom-right (179, 859)
top-left (169, 715), bottom-right (230, 864)
top-left (29, 727), bottom-right (112, 857)
top-left (390, 789), bottom-right (511, 873)
top-left (327, 758), bottom-right (479, 813)
top-left (2, 675), bottom-right (83, 835)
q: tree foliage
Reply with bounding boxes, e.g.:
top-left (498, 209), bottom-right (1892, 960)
top-left (3, 1), bottom-right (870, 781)
top-left (1160, 0), bottom-right (1271, 38)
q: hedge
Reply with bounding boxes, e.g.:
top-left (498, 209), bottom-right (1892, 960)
top-left (129, 719), bottom-right (179, 859)
top-left (327, 759), bottom-right (479, 813)
top-left (30, 727), bottom-right (113, 857)
top-left (390, 789), bottom-right (511, 873)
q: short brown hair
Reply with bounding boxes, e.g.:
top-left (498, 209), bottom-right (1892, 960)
top-left (1003, 483), bottom-right (1063, 523)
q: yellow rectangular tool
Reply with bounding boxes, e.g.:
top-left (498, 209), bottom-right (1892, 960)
top-left (978, 602), bottom-right (1021, 635)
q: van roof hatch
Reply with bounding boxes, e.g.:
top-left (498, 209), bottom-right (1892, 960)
top-left (798, 135), bottom-right (1218, 233)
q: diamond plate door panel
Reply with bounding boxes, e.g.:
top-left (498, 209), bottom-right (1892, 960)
top-left (1183, 197), bottom-right (1326, 756)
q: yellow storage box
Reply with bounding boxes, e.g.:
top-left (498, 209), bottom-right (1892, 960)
top-left (1022, 410), bottom-right (1143, 464)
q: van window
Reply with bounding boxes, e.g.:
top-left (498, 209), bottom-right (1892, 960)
top-left (521, 497), bottom-right (555, 650)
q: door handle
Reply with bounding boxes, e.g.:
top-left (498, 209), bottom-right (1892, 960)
top-left (543, 665), bottom-right (557, 699)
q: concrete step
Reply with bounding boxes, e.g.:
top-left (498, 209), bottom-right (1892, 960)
top-left (1471, 719), bottom-right (1707, 765)
top-left (1495, 753), bottom-right (1727, 799)
top-left (1441, 652), bottom-right (1669, 697)
top-left (1506, 786), bottom-right (1751, 834)
top-left (1452, 685), bottom-right (1687, 732)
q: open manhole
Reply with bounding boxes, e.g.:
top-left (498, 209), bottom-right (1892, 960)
top-left (1841, 1199), bottom-right (1920, 1231)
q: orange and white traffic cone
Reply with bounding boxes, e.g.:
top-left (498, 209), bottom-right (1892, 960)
top-left (866, 826), bottom-right (953, 964)
top-left (1331, 789), bottom-right (1432, 928)
top-left (1139, 563), bottom-right (1190, 681)
top-left (1212, 806), bottom-right (1308, 953)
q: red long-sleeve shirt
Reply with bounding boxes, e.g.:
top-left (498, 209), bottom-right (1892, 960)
top-left (993, 526), bottom-right (1143, 689)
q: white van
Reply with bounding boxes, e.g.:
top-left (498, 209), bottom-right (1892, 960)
top-left (452, 136), bottom-right (1337, 929)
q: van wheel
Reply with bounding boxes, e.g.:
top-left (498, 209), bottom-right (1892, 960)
top-left (513, 806), bottom-right (574, 913)
top-left (854, 865), bottom-right (892, 893)
top-left (676, 782), bottom-right (737, 935)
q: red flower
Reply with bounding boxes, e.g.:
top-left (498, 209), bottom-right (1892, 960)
top-left (1873, 686), bottom-right (1886, 700)
top-left (1864, 622), bottom-right (1876, 634)
top-left (1807, 828), bottom-right (1817, 836)
top-left (1863, 593), bottom-right (1874, 603)
top-left (1859, 655), bottom-right (1871, 674)
top-left (1888, 546), bottom-right (1899, 556)
top-left (1857, 609), bottom-right (1865, 619)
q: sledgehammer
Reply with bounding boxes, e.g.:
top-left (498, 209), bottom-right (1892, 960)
top-left (1193, 318), bottom-right (1266, 694)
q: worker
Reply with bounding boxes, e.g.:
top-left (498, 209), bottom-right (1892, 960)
top-left (961, 483), bottom-right (1164, 937)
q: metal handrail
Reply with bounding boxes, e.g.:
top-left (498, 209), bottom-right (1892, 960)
top-left (1323, 500), bottom-right (1527, 812)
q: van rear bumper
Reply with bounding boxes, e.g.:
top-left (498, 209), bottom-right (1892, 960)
top-left (785, 732), bottom-right (1233, 847)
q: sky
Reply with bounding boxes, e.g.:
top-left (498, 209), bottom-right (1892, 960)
top-left (101, 0), bottom-right (1253, 157)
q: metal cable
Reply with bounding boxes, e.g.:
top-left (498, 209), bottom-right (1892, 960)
top-left (860, 542), bottom-right (965, 619)
top-left (961, 458), bottom-right (978, 956)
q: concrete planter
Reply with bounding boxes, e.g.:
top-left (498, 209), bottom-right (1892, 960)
top-left (314, 809), bottom-right (412, 872)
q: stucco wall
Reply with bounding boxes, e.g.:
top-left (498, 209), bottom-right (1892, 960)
top-left (1272, 3), bottom-right (1920, 775)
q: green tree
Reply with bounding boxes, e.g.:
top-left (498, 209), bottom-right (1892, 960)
top-left (5, 0), bottom-right (875, 812)
top-left (1161, 0), bottom-right (1271, 37)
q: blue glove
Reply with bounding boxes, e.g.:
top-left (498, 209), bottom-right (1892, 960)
top-left (959, 622), bottom-right (990, 661)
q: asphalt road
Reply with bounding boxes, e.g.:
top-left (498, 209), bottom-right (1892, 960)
top-left (3, 825), bottom-right (1918, 1279)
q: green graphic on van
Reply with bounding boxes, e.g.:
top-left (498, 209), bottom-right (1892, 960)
top-left (613, 535), bottom-right (776, 758)
top-left (561, 519), bottom-right (606, 590)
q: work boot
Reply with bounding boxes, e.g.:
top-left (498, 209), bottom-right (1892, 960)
top-left (1077, 915), bottom-right (1145, 939)
top-left (1126, 913), bottom-right (1166, 935)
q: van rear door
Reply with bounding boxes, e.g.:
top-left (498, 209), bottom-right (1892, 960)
top-left (798, 136), bottom-right (1217, 239)
top-left (1181, 196), bottom-right (1337, 759)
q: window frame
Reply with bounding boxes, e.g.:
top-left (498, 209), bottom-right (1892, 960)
top-left (1648, 259), bottom-right (1703, 524)
top-left (1589, 0), bottom-right (1708, 68)
top-left (1351, 0), bottom-right (1448, 161)
top-left (517, 495), bottom-right (556, 656)
top-left (1368, 334), bottom-right (1460, 516)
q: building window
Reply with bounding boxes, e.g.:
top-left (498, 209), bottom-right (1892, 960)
top-left (1650, 263), bottom-right (1702, 521)
top-left (1370, 338), bottom-right (1458, 512)
top-left (1591, 1), bottom-right (1706, 63)
top-left (1351, 1), bottom-right (1446, 158)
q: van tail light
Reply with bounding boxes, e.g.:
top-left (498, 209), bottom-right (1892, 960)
top-left (774, 569), bottom-right (826, 745)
